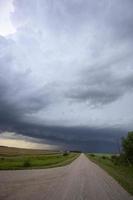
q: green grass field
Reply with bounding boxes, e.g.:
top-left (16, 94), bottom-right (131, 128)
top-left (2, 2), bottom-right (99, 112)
top-left (0, 146), bottom-right (79, 170)
top-left (87, 153), bottom-right (133, 195)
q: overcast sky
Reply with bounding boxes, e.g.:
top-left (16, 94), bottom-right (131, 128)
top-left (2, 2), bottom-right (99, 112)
top-left (0, 0), bottom-right (133, 152)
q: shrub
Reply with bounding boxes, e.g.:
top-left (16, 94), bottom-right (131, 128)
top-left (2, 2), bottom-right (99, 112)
top-left (23, 159), bottom-right (31, 167)
top-left (63, 152), bottom-right (69, 156)
top-left (102, 156), bottom-right (106, 159)
top-left (111, 154), bottom-right (127, 165)
top-left (90, 154), bottom-right (95, 157)
top-left (111, 155), bottom-right (117, 160)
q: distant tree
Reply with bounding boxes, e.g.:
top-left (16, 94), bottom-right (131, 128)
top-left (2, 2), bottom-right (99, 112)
top-left (122, 131), bottom-right (133, 164)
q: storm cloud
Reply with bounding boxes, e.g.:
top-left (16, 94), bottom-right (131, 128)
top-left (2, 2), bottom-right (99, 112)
top-left (68, 66), bottom-right (133, 106)
top-left (0, 0), bottom-right (133, 152)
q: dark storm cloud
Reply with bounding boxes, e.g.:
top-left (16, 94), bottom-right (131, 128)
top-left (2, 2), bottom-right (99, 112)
top-left (68, 68), bottom-right (133, 106)
top-left (0, 119), bottom-right (126, 153)
top-left (9, 0), bottom-right (133, 109)
top-left (0, 79), bottom-right (54, 128)
top-left (106, 1), bottom-right (133, 41)
top-left (0, 60), bottom-right (126, 153)
top-left (0, 0), bottom-right (133, 152)
top-left (0, 36), bottom-right (54, 117)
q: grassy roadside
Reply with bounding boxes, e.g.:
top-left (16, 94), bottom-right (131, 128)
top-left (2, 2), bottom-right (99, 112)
top-left (0, 146), bottom-right (79, 170)
top-left (0, 153), bottom-right (79, 170)
top-left (86, 153), bottom-right (133, 195)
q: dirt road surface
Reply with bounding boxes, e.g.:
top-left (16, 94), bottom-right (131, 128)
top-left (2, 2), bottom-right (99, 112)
top-left (0, 154), bottom-right (132, 200)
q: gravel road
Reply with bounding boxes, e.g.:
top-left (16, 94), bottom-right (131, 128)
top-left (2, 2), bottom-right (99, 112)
top-left (0, 154), bottom-right (132, 200)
